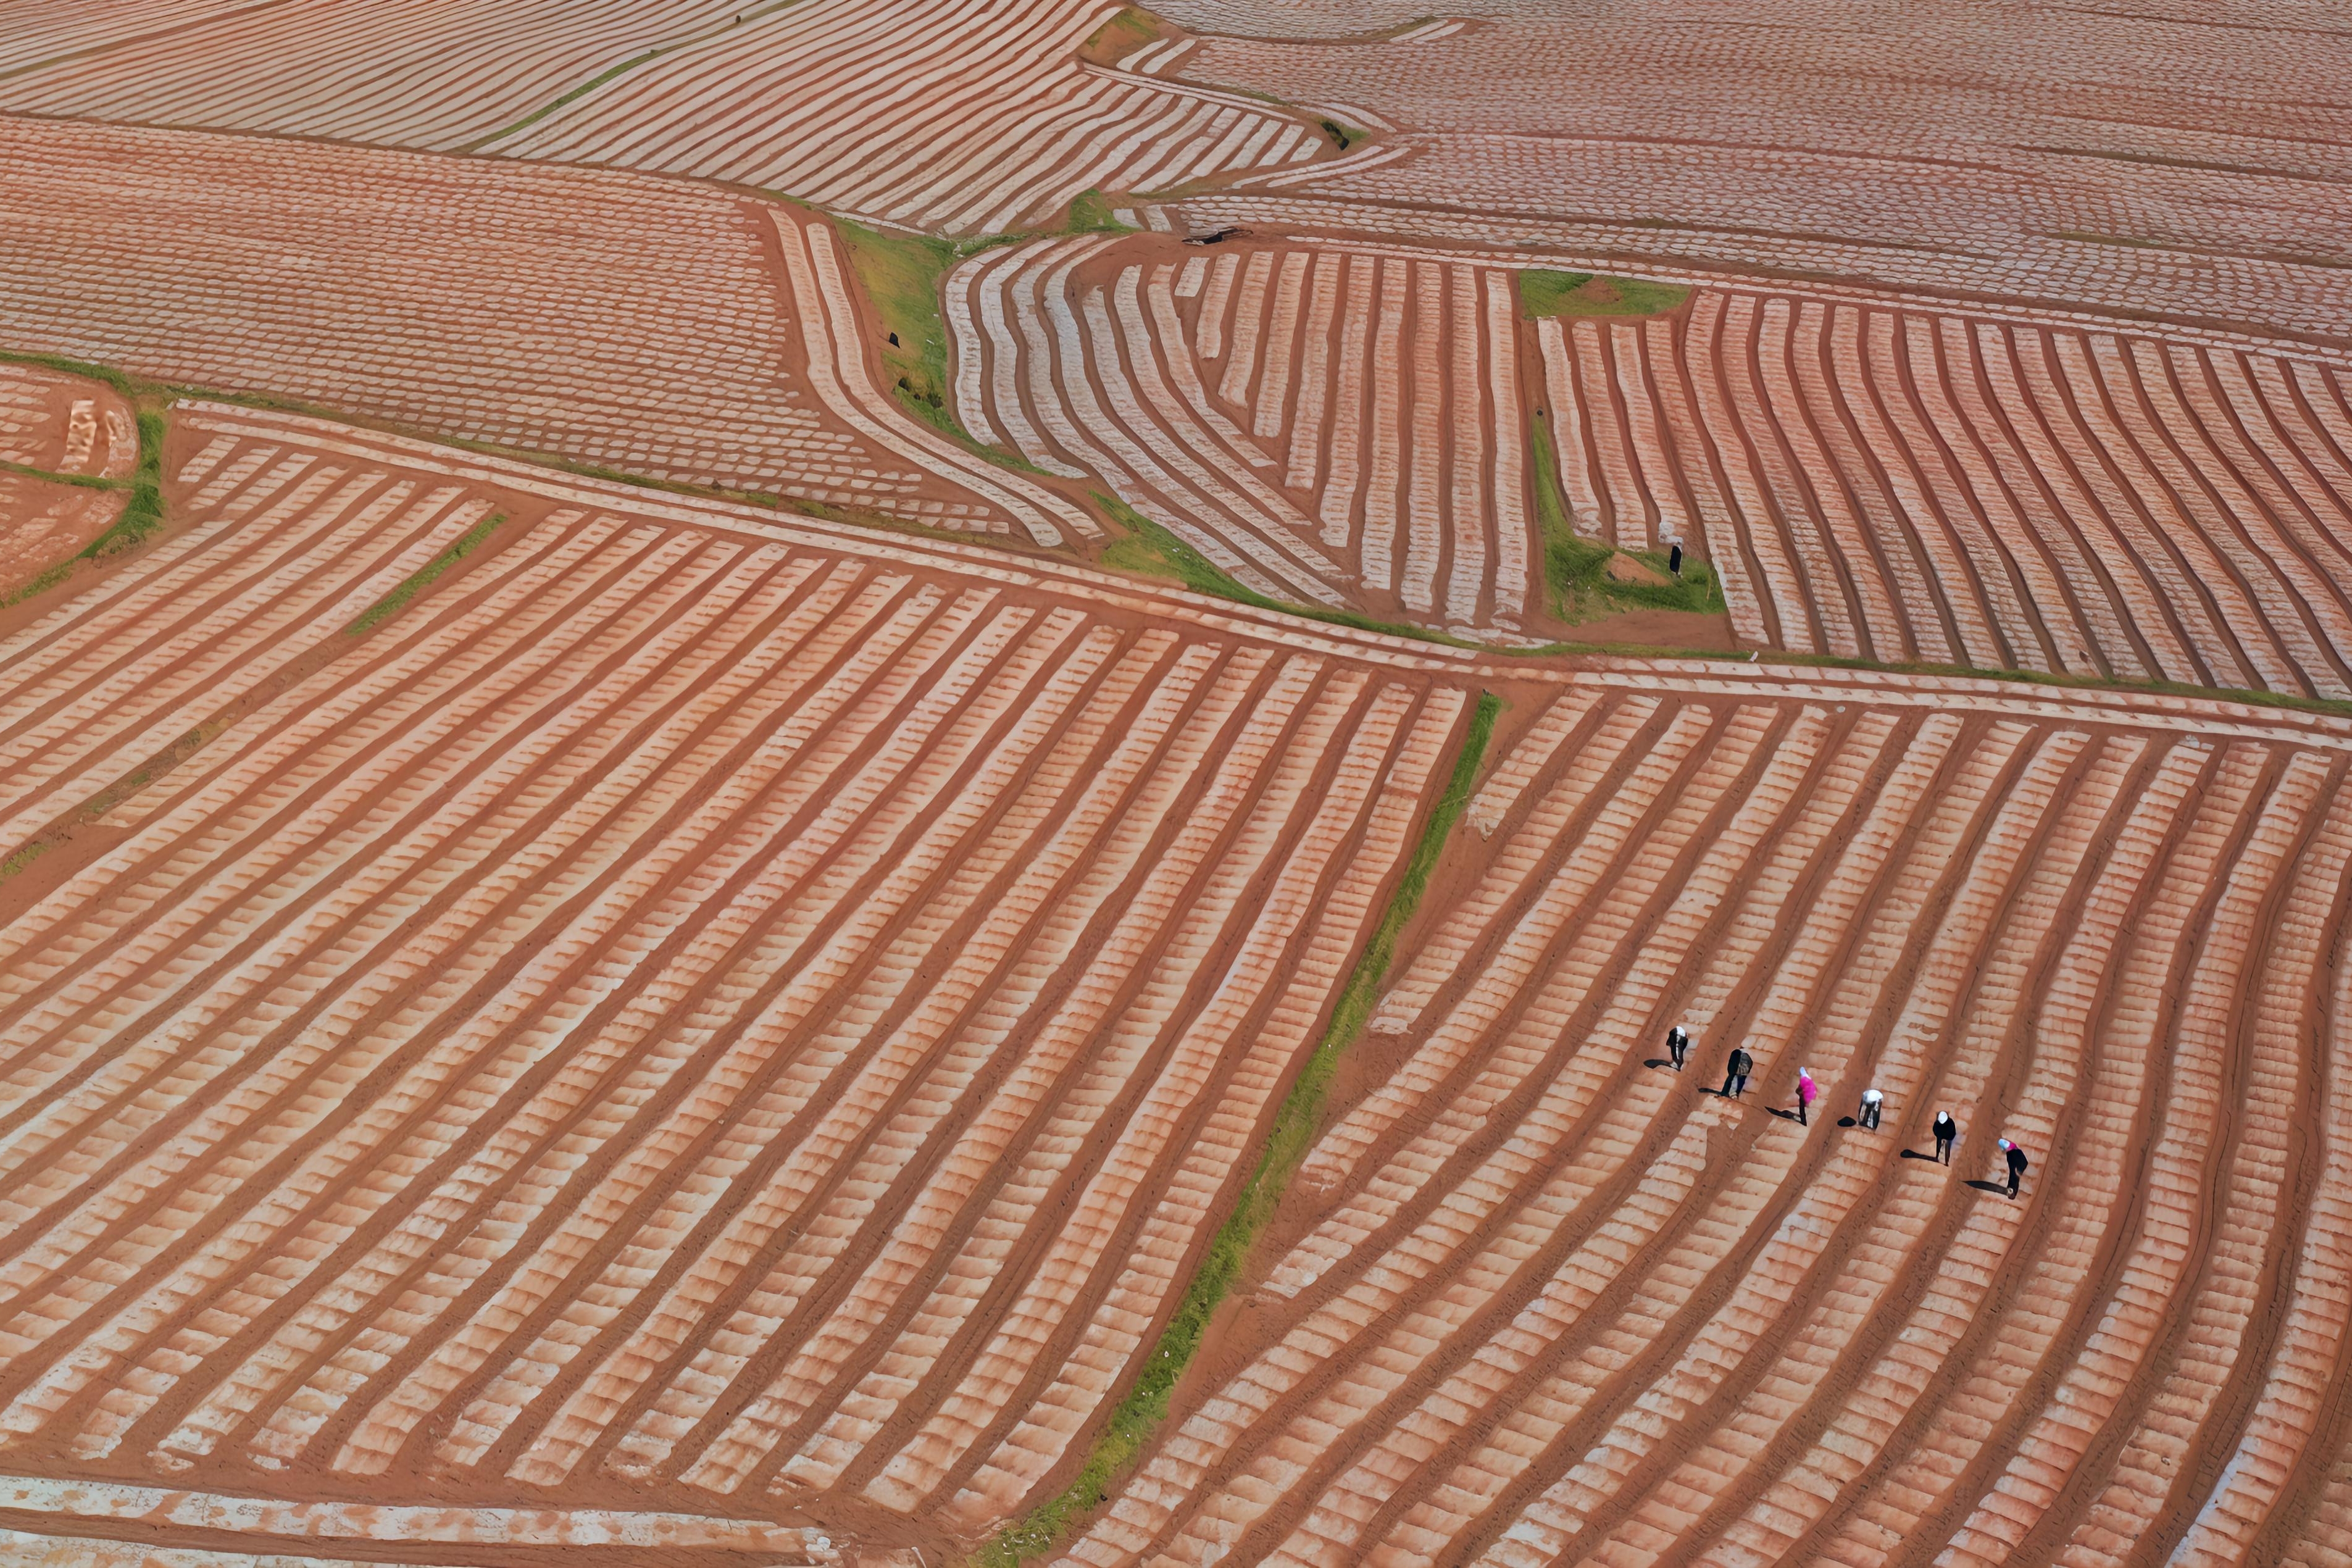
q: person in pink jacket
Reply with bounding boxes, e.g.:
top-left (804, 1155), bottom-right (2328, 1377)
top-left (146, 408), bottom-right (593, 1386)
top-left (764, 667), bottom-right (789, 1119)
top-left (1796, 1067), bottom-right (1818, 1125)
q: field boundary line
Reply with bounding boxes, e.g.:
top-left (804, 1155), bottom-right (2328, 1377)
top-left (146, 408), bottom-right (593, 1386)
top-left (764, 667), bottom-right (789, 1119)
top-left (153, 402), bottom-right (2352, 743)
top-left (976, 689), bottom-right (1501, 1566)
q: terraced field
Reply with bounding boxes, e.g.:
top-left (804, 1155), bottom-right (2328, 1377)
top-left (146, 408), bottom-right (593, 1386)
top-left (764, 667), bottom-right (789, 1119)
top-left (0, 404), bottom-right (1473, 1562)
top-left (1541, 288), bottom-right (2352, 697)
top-left (1053, 675), bottom-right (2352, 1568)
top-left (6, 2), bottom-right (2352, 1564)
top-left (0, 118), bottom-right (1093, 544)
top-left (948, 235), bottom-right (1534, 635)
top-left (1164, 0), bottom-right (2352, 347)
top-left (0, 0), bottom-right (1328, 237)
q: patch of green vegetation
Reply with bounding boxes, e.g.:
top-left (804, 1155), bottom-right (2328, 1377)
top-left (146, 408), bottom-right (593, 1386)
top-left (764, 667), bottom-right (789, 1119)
top-left (0, 840), bottom-right (48, 883)
top-left (977, 690), bottom-right (1501, 1568)
top-left (1518, 268), bottom-right (1690, 320)
top-left (0, 562), bottom-right (72, 609)
top-left (832, 215), bottom-right (1053, 473)
top-left (1528, 406), bottom-right (1722, 622)
top-left (0, 460), bottom-right (132, 491)
top-left (1080, 5), bottom-right (1161, 64)
top-left (1093, 493), bottom-right (1470, 646)
top-left (77, 408), bottom-right (167, 559)
top-left (1064, 187), bottom-right (1136, 235)
top-left (345, 512), bottom-right (504, 635)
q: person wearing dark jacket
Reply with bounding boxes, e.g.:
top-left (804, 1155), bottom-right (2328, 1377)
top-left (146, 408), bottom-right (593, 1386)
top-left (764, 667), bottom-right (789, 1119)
top-left (1933, 1110), bottom-right (1958, 1164)
top-left (1666, 1023), bottom-right (1690, 1071)
top-left (2001, 1138), bottom-right (2029, 1197)
top-left (1722, 1046), bottom-right (1753, 1098)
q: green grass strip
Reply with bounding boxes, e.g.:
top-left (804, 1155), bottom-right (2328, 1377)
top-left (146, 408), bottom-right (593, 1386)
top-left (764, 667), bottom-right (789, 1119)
top-left (1094, 493), bottom-right (1474, 648)
top-left (345, 512), bottom-right (504, 635)
top-left (0, 459), bottom-right (133, 491)
top-left (76, 408), bottom-right (167, 560)
top-left (977, 690), bottom-right (1501, 1567)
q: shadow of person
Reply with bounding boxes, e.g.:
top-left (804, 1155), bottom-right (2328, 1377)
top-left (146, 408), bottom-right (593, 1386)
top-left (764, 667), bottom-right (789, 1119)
top-left (1837, 1116), bottom-right (1856, 1128)
top-left (1765, 1106), bottom-right (1799, 1120)
top-left (1965, 1179), bottom-right (2011, 1195)
top-left (1900, 1148), bottom-right (1937, 1161)
top-left (1646, 1058), bottom-right (1673, 1069)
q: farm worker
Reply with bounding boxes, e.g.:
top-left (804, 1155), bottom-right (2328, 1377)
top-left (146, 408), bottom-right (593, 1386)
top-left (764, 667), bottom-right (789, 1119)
top-left (1666, 1022), bottom-right (1691, 1072)
top-left (1859, 1086), bottom-right (1883, 1130)
top-left (2001, 1139), bottom-right (2029, 1197)
top-left (1721, 1046), bottom-right (1753, 1098)
top-left (1934, 1110), bottom-right (1958, 1164)
top-left (1669, 538), bottom-right (1685, 577)
top-left (1796, 1067), bottom-right (1818, 1125)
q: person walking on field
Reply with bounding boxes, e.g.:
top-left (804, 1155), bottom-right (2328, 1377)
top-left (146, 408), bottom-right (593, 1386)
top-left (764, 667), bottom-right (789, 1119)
top-left (2001, 1138), bottom-right (2029, 1197)
top-left (1796, 1067), bottom-right (1818, 1125)
top-left (1666, 1022), bottom-right (1691, 1072)
top-left (1722, 1046), bottom-right (1753, 1098)
top-left (1859, 1086), bottom-right (1883, 1130)
top-left (1934, 1109), bottom-right (1958, 1164)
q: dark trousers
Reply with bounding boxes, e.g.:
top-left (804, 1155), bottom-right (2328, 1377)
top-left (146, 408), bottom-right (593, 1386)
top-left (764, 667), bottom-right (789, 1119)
top-left (1724, 1072), bottom-right (1748, 1097)
top-left (1861, 1101), bottom-right (1880, 1130)
top-left (2007, 1169), bottom-right (2022, 1197)
top-left (1670, 1038), bottom-right (1687, 1069)
top-left (1936, 1133), bottom-right (1953, 1163)
top-left (1798, 1099), bottom-right (1809, 1125)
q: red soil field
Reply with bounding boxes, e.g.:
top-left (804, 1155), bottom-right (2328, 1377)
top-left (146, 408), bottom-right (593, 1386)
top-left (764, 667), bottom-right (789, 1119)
top-left (0, 119), bottom-right (1093, 546)
top-left (0, 476), bottom-right (123, 596)
top-left (0, 402), bottom-right (1474, 1563)
top-left (0, 363), bottom-right (136, 595)
top-left (0, 365), bottom-right (135, 483)
top-left (948, 234), bottom-right (1537, 637)
top-left (1540, 287), bottom-right (2352, 698)
top-left (1159, 1), bottom-right (2352, 347)
top-left (1052, 674), bottom-right (2352, 1568)
top-left (0, 0), bottom-right (1329, 238)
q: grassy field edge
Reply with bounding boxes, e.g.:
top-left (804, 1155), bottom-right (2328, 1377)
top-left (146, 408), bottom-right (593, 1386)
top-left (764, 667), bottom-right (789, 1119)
top-left (974, 690), bottom-right (1503, 1567)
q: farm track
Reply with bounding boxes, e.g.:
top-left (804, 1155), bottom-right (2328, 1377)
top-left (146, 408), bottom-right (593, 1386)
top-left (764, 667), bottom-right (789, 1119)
top-left (0, 0), bottom-right (1328, 238)
top-left (1540, 287), bottom-right (2352, 699)
top-left (0, 119), bottom-right (1093, 544)
top-left (0, 403), bottom-right (1469, 1562)
top-left (948, 234), bottom-right (1534, 637)
top-left (1049, 680), bottom-right (2352, 1568)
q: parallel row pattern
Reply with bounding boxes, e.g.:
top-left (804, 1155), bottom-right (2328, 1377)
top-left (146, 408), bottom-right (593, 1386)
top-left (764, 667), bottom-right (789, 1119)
top-left (1540, 291), bottom-right (2352, 697)
top-left (1054, 685), bottom-right (2352, 1568)
top-left (478, 0), bottom-right (1325, 235)
top-left (0, 117), bottom-right (1090, 537)
top-left (949, 236), bottom-right (1535, 636)
top-left (1172, 0), bottom-right (2352, 344)
top-left (0, 0), bottom-right (748, 151)
top-left (0, 1), bottom-right (1327, 238)
top-left (0, 417), bottom-right (1467, 1549)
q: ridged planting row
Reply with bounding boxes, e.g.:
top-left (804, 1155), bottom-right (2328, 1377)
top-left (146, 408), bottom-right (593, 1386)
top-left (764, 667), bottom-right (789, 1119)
top-left (948, 236), bottom-right (1537, 636)
top-left (1540, 290), bottom-right (2352, 696)
top-left (0, 421), bottom-right (1468, 1554)
top-left (0, 0), bottom-right (748, 151)
top-left (0, 118), bottom-right (1090, 536)
top-left (477, 0), bottom-right (1324, 235)
top-left (1166, 0), bottom-right (2352, 348)
top-left (1051, 685), bottom-right (2352, 1567)
top-left (0, 0), bottom-right (1327, 238)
